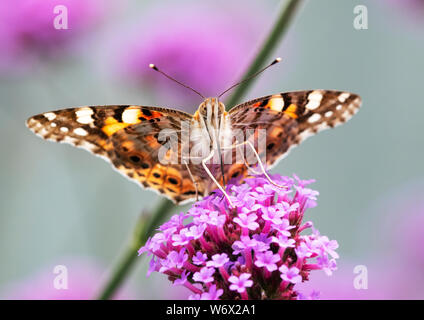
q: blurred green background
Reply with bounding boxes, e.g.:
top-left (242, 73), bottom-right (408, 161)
top-left (0, 0), bottom-right (423, 299)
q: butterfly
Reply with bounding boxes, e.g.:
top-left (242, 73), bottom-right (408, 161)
top-left (27, 89), bottom-right (361, 205)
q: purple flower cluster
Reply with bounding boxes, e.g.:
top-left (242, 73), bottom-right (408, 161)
top-left (139, 174), bottom-right (338, 300)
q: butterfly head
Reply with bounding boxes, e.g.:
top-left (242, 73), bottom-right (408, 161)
top-left (196, 97), bottom-right (226, 126)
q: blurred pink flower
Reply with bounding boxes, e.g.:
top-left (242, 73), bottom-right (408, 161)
top-left (389, 194), bottom-right (424, 268)
top-left (297, 262), bottom-right (393, 299)
top-left (382, 0), bottom-right (424, 24)
top-left (116, 4), bottom-right (265, 110)
top-left (1, 257), bottom-right (132, 300)
top-left (376, 181), bottom-right (424, 292)
top-left (387, 0), bottom-right (424, 11)
top-left (298, 181), bottom-right (424, 300)
top-left (0, 0), bottom-right (109, 73)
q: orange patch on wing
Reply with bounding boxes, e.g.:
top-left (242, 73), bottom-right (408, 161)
top-left (139, 109), bottom-right (163, 121)
top-left (180, 178), bottom-right (198, 196)
top-left (147, 164), bottom-right (167, 187)
top-left (121, 140), bottom-right (135, 151)
top-left (144, 135), bottom-right (161, 149)
top-left (269, 126), bottom-right (284, 139)
top-left (102, 117), bottom-right (132, 136)
top-left (284, 104), bottom-right (298, 119)
top-left (163, 167), bottom-right (182, 195)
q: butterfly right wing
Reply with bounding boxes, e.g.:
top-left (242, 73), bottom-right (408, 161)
top-left (228, 90), bottom-right (362, 170)
top-left (27, 105), bottom-right (206, 204)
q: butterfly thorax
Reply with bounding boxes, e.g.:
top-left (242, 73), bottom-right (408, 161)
top-left (191, 98), bottom-right (232, 158)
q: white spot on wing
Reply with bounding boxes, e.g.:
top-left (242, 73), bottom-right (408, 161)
top-left (74, 128), bottom-right (88, 136)
top-left (76, 107), bottom-right (94, 124)
top-left (305, 100), bottom-right (320, 110)
top-left (44, 112), bottom-right (56, 121)
top-left (39, 128), bottom-right (49, 136)
top-left (338, 92), bottom-right (350, 103)
top-left (60, 127), bottom-right (69, 133)
top-left (342, 110), bottom-right (352, 120)
top-left (305, 90), bottom-right (323, 110)
top-left (315, 122), bottom-right (328, 131)
top-left (308, 90), bottom-right (323, 101)
top-left (269, 97), bottom-right (284, 112)
top-left (63, 136), bottom-right (77, 144)
top-left (122, 108), bottom-right (141, 124)
top-left (325, 111), bottom-right (333, 117)
top-left (308, 113), bottom-right (321, 123)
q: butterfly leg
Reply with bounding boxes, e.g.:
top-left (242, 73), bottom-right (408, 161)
top-left (183, 160), bottom-right (199, 201)
top-left (243, 158), bottom-right (262, 175)
top-left (201, 150), bottom-right (234, 208)
top-left (245, 141), bottom-right (288, 189)
top-left (221, 141), bottom-right (287, 189)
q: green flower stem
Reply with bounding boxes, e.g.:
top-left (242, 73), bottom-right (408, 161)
top-left (96, 0), bottom-right (304, 300)
top-left (97, 199), bottom-right (174, 300)
top-left (225, 0), bottom-right (304, 110)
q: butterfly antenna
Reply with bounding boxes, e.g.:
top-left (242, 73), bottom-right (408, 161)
top-left (218, 57), bottom-right (282, 99)
top-left (149, 64), bottom-right (206, 99)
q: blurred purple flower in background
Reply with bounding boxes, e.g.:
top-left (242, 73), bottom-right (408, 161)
top-left (298, 181), bottom-right (424, 299)
top-left (383, 0), bottom-right (424, 24)
top-left (388, 0), bottom-right (424, 12)
top-left (1, 257), bottom-right (132, 300)
top-left (376, 183), bottom-right (424, 298)
top-left (393, 197), bottom-right (424, 269)
top-left (0, 0), bottom-right (109, 73)
top-left (117, 4), bottom-right (265, 109)
top-left (139, 174), bottom-right (339, 300)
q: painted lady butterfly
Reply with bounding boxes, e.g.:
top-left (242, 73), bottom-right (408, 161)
top-left (27, 64), bottom-right (361, 205)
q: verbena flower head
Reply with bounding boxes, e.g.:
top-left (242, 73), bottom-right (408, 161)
top-left (139, 174), bottom-right (338, 300)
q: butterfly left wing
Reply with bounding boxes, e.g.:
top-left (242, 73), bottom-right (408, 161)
top-left (228, 90), bottom-right (361, 170)
top-left (27, 105), bottom-right (207, 204)
top-left (26, 105), bottom-right (177, 159)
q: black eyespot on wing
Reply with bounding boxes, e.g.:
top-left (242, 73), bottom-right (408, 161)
top-left (259, 98), bottom-right (269, 108)
top-left (141, 162), bottom-right (150, 169)
top-left (267, 143), bottom-right (275, 151)
top-left (113, 106), bottom-right (128, 121)
top-left (168, 177), bottom-right (179, 185)
top-left (130, 155), bottom-right (140, 163)
top-left (142, 108), bottom-right (152, 117)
